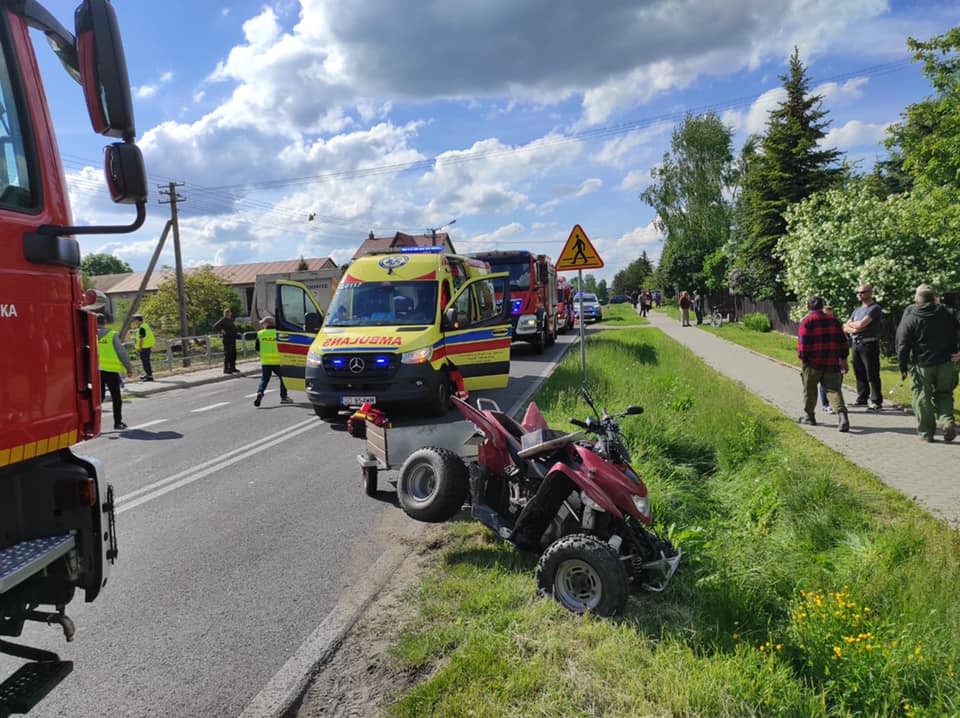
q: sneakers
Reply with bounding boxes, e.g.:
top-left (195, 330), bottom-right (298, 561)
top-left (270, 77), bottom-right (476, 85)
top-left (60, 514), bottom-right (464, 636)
top-left (919, 434), bottom-right (934, 443)
top-left (798, 415), bottom-right (817, 426)
top-left (140, 375), bottom-right (154, 382)
top-left (113, 422), bottom-right (127, 430)
top-left (866, 402), bottom-right (881, 412)
top-left (944, 425), bottom-right (957, 443)
top-left (254, 393), bottom-right (263, 407)
top-left (821, 405), bottom-right (834, 414)
top-left (853, 400), bottom-right (869, 407)
top-left (280, 396), bottom-right (294, 404)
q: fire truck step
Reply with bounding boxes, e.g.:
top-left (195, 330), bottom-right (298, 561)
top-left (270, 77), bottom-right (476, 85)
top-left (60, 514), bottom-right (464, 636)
top-left (0, 535), bottom-right (75, 594)
top-left (0, 660), bottom-right (73, 714)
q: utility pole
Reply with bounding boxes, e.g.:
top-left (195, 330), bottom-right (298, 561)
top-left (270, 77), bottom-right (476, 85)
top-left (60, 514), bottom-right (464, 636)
top-left (159, 182), bottom-right (190, 366)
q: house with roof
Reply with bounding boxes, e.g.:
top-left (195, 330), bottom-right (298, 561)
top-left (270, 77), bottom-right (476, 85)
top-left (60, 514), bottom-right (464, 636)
top-left (350, 231), bottom-right (456, 260)
top-left (90, 257), bottom-right (338, 317)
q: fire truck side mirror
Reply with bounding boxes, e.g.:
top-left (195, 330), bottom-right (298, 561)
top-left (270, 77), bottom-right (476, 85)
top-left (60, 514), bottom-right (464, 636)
top-left (104, 143), bottom-right (147, 204)
top-left (75, 0), bottom-right (135, 139)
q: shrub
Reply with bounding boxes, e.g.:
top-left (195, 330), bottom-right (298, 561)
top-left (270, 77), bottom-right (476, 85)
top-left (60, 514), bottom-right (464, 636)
top-left (743, 312), bottom-right (772, 333)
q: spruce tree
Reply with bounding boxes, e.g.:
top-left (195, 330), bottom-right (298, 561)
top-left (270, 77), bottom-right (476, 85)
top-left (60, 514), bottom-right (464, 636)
top-left (735, 48), bottom-right (844, 300)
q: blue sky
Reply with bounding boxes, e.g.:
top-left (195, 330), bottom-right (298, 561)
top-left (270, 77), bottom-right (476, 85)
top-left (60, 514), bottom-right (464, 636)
top-left (32, 0), bottom-right (960, 285)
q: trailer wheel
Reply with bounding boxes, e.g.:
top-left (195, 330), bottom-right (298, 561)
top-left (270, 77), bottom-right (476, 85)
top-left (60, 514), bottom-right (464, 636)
top-left (536, 533), bottom-right (628, 616)
top-left (397, 447), bottom-right (469, 522)
top-left (313, 404), bottom-right (339, 420)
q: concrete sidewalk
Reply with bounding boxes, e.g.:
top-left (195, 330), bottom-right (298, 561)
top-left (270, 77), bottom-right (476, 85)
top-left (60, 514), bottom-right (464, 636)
top-left (646, 310), bottom-right (960, 528)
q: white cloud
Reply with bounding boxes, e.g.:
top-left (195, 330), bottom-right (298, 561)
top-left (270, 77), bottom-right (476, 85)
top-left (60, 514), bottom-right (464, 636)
top-left (576, 179), bottom-right (602, 197)
top-left (814, 77), bottom-right (868, 104)
top-left (133, 70), bottom-right (174, 100)
top-left (724, 86), bottom-right (786, 135)
top-left (823, 119), bottom-right (890, 150)
top-left (596, 122), bottom-right (673, 168)
top-left (619, 169), bottom-right (651, 193)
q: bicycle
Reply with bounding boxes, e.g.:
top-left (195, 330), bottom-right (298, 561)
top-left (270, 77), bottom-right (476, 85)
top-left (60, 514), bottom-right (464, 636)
top-left (709, 306), bottom-right (723, 328)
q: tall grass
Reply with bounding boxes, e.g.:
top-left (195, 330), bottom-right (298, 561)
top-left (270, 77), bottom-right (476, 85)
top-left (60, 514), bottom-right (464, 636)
top-left (388, 329), bottom-right (960, 717)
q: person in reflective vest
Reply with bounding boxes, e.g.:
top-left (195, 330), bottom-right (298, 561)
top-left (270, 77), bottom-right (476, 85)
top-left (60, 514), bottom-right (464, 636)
top-left (254, 316), bottom-right (293, 407)
top-left (133, 313), bottom-right (155, 381)
top-left (97, 313), bottom-right (134, 430)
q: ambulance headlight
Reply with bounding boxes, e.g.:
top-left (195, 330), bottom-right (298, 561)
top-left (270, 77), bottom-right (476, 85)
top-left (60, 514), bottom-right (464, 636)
top-left (401, 347), bottom-right (433, 364)
top-left (306, 351), bottom-right (323, 367)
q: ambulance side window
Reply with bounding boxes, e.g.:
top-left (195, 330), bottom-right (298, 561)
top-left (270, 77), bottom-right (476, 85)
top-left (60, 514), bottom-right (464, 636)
top-left (449, 261), bottom-right (467, 291)
top-left (473, 279), bottom-right (498, 322)
top-left (453, 285), bottom-right (471, 327)
top-left (279, 284), bottom-right (309, 330)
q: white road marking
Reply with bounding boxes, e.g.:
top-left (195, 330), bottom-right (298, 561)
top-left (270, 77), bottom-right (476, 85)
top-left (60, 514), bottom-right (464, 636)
top-left (129, 419), bottom-right (168, 430)
top-left (116, 417), bottom-right (317, 511)
top-left (191, 401), bottom-right (231, 413)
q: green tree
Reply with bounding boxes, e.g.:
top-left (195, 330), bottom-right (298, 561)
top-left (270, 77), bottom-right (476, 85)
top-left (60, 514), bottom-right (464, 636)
top-left (886, 27), bottom-right (960, 190)
top-left (732, 48), bottom-right (845, 300)
top-left (140, 266), bottom-right (241, 335)
top-left (777, 181), bottom-right (960, 320)
top-left (641, 112), bottom-right (736, 292)
top-left (81, 252), bottom-right (132, 275)
top-left (582, 274), bottom-right (599, 294)
top-left (611, 251), bottom-right (654, 294)
top-left (597, 278), bottom-right (608, 302)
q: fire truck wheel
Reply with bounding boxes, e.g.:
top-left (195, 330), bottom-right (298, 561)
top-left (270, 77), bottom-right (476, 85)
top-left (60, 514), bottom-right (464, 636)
top-left (397, 447), bottom-right (469, 522)
top-left (536, 533), bottom-right (628, 616)
top-left (313, 403), bottom-right (339, 420)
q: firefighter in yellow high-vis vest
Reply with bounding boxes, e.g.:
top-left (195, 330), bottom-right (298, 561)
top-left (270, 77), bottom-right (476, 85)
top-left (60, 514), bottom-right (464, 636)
top-left (254, 316), bottom-right (293, 407)
top-left (132, 313), bottom-right (155, 381)
top-left (97, 313), bottom-right (134, 430)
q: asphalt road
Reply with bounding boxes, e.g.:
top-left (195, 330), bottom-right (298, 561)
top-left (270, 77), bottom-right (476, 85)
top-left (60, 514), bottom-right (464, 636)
top-left (1, 334), bottom-right (574, 717)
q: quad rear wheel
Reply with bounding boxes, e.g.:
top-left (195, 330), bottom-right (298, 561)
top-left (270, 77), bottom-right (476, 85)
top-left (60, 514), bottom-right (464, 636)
top-left (536, 533), bottom-right (628, 616)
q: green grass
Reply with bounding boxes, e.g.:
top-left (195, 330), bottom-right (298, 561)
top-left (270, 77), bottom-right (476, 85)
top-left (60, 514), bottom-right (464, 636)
top-left (387, 328), bottom-right (960, 717)
top-left (599, 303), bottom-right (648, 325)
top-left (700, 320), bottom-right (959, 413)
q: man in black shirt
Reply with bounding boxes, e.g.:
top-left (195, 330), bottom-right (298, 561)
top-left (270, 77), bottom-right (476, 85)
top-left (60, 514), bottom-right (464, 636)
top-left (213, 308), bottom-right (240, 375)
top-left (843, 283), bottom-right (883, 410)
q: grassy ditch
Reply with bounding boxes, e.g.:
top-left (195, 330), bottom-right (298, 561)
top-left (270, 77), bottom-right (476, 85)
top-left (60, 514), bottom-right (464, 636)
top-left (598, 303), bottom-right (648, 326)
top-left (387, 328), bottom-right (960, 717)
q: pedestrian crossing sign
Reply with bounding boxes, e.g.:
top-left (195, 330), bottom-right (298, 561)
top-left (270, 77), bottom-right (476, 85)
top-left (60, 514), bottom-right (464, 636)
top-left (556, 224), bottom-right (604, 271)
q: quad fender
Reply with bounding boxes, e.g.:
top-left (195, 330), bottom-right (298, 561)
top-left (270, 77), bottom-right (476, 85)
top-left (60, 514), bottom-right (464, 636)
top-left (548, 445), bottom-right (652, 525)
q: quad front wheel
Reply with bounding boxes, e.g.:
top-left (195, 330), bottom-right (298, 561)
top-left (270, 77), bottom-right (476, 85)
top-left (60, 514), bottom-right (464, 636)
top-left (536, 533), bottom-right (628, 616)
top-left (397, 447), bottom-right (469, 522)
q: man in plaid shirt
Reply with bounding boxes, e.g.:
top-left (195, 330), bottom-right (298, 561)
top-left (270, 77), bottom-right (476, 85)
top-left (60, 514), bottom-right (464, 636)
top-left (798, 295), bottom-right (850, 431)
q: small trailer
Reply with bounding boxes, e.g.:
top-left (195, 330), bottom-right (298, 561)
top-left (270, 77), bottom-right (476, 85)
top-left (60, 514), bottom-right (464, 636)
top-left (356, 418), bottom-right (483, 496)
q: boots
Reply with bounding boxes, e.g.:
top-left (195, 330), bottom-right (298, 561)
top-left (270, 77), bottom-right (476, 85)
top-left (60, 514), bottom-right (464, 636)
top-left (838, 411), bottom-right (849, 433)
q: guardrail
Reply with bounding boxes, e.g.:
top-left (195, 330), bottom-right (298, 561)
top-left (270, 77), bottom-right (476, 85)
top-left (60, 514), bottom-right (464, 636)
top-left (122, 331), bottom-right (261, 376)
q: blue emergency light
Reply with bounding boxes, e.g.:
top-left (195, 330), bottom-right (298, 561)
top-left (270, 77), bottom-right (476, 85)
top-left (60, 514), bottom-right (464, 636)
top-left (331, 357), bottom-right (346, 368)
top-left (400, 246), bottom-right (445, 254)
top-left (374, 355), bottom-right (389, 366)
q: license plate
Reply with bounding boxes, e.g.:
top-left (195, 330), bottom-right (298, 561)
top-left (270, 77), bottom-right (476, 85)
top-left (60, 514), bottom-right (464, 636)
top-left (341, 395), bottom-right (376, 406)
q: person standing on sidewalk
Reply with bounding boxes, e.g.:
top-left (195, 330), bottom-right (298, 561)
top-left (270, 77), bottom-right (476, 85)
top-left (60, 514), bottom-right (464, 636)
top-left (213, 308), bottom-right (240, 375)
top-left (679, 291), bottom-right (692, 326)
top-left (132, 313), bottom-right (155, 382)
top-left (895, 284), bottom-right (960, 443)
top-left (254, 316), bottom-right (293, 408)
top-left (693, 290), bottom-right (705, 325)
top-left (798, 296), bottom-right (850, 431)
top-left (97, 313), bottom-right (133, 430)
top-left (843, 284), bottom-right (883, 410)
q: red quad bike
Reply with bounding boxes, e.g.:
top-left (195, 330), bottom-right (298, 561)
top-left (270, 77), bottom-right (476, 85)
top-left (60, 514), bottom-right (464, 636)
top-left (396, 388), bottom-right (680, 616)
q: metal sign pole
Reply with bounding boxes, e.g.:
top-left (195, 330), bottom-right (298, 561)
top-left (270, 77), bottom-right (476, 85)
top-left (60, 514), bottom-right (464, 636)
top-left (578, 269), bottom-right (586, 384)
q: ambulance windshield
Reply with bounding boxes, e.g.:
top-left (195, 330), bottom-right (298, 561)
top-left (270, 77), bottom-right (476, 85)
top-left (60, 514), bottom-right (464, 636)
top-left (325, 281), bottom-right (438, 327)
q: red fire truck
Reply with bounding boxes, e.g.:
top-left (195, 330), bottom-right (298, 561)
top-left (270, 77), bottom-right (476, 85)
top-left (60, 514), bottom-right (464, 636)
top-left (0, 1), bottom-right (147, 711)
top-left (471, 250), bottom-right (557, 353)
top-left (556, 275), bottom-right (574, 332)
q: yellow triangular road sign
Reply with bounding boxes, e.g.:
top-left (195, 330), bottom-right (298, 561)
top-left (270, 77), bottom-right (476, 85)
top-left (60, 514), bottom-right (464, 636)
top-left (556, 224), bottom-right (604, 271)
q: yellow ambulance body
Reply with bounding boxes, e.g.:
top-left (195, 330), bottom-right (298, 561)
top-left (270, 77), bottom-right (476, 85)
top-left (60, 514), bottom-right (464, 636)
top-left (303, 249), bottom-right (512, 418)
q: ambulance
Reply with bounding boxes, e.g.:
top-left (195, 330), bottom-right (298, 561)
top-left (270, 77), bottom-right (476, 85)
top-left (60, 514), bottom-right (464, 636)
top-left (304, 248), bottom-right (512, 418)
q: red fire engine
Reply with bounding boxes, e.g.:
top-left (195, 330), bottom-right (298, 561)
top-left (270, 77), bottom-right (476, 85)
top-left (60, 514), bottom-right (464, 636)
top-left (556, 275), bottom-right (574, 332)
top-left (471, 250), bottom-right (558, 353)
top-left (0, 0), bottom-right (147, 711)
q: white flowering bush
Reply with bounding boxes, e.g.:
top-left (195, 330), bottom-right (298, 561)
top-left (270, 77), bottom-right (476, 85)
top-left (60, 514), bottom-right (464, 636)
top-left (777, 183), bottom-right (960, 321)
